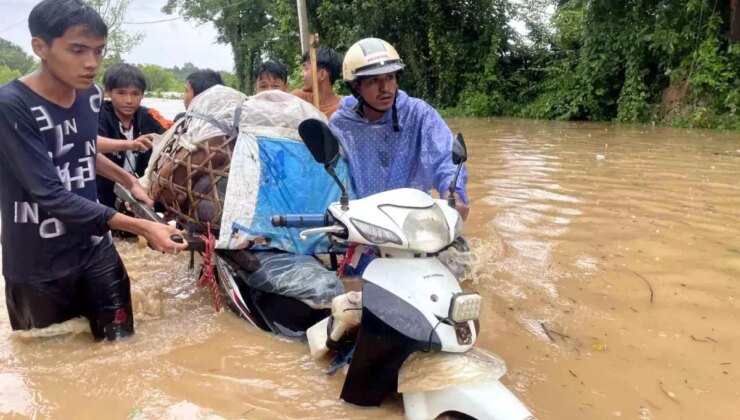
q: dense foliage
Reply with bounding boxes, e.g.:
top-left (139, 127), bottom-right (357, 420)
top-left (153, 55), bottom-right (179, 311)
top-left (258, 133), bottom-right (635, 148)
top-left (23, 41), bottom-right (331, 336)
top-left (521, 0), bottom-right (740, 129)
top-left (5, 0), bottom-right (738, 129)
top-left (0, 37), bottom-right (235, 95)
top-left (96, 57), bottom-right (238, 93)
top-left (161, 0), bottom-right (738, 128)
top-left (0, 38), bottom-right (36, 77)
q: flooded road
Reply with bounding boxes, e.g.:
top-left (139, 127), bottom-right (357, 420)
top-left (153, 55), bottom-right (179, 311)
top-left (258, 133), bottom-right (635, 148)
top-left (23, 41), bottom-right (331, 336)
top-left (1, 117), bottom-right (739, 419)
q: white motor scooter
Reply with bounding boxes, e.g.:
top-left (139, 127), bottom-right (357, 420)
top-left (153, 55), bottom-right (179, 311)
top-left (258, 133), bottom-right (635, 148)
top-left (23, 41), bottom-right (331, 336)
top-left (268, 119), bottom-right (534, 420)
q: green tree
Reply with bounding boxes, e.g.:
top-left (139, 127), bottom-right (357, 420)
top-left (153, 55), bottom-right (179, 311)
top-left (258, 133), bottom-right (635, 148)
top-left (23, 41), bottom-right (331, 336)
top-left (163, 0), bottom-right (274, 93)
top-left (172, 62), bottom-right (201, 81)
top-left (220, 71), bottom-right (239, 89)
top-left (305, 0), bottom-right (517, 112)
top-left (162, 0), bottom-right (517, 107)
top-left (0, 38), bottom-right (36, 74)
top-left (88, 0), bottom-right (144, 59)
top-left (159, 0), bottom-right (739, 128)
top-left (139, 64), bottom-right (178, 92)
top-left (0, 65), bottom-right (23, 85)
top-left (522, 0), bottom-right (739, 128)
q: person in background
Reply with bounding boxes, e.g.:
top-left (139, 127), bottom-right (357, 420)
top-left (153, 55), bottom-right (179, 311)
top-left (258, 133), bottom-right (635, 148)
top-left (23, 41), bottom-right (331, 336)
top-left (253, 60), bottom-right (289, 93)
top-left (292, 47), bottom-right (342, 119)
top-left (97, 63), bottom-right (172, 209)
top-left (174, 69), bottom-right (224, 121)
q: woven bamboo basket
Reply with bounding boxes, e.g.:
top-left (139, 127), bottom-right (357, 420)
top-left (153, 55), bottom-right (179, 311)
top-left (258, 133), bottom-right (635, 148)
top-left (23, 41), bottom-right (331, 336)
top-left (149, 120), bottom-right (236, 233)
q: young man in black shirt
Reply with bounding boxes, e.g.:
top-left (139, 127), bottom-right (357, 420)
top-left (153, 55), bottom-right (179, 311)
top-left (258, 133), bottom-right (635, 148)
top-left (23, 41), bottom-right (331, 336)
top-left (0, 0), bottom-right (187, 341)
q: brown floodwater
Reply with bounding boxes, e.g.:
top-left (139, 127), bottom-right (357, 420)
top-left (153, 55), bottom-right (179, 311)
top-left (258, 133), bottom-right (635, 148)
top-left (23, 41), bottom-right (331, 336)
top-left (1, 118), bottom-right (739, 419)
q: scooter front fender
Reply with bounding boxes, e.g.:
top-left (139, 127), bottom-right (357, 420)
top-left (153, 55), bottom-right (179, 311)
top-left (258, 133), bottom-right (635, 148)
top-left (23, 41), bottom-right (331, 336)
top-left (403, 380), bottom-right (534, 420)
top-left (398, 350), bottom-right (534, 420)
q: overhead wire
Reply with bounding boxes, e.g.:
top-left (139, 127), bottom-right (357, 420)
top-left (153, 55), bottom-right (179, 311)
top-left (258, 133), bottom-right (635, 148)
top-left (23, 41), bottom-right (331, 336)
top-left (0, 17), bottom-right (27, 34)
top-left (122, 0), bottom-right (255, 25)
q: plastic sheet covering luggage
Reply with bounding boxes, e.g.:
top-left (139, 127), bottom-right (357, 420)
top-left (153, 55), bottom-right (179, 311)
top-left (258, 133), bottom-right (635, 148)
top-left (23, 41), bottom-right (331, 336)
top-left (142, 86), bottom-right (349, 255)
top-left (245, 252), bottom-right (345, 308)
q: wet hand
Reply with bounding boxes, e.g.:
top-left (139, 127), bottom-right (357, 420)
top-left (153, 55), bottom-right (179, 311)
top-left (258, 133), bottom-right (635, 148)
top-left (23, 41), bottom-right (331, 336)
top-left (130, 182), bottom-right (154, 208)
top-left (443, 191), bottom-right (470, 221)
top-left (129, 134), bottom-right (155, 152)
top-left (143, 222), bottom-right (189, 254)
top-left (456, 201), bottom-right (470, 221)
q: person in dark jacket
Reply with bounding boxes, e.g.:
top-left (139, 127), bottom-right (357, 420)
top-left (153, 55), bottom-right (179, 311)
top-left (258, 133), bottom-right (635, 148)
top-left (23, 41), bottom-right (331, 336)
top-left (97, 63), bottom-right (172, 208)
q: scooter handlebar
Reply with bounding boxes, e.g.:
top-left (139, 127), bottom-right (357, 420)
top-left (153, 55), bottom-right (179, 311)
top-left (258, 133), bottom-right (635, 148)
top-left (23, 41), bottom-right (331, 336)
top-left (271, 214), bottom-right (332, 228)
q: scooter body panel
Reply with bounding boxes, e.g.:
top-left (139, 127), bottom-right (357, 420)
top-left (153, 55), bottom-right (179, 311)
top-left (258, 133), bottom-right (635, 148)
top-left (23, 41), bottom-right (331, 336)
top-left (328, 189), bottom-right (461, 254)
top-left (363, 257), bottom-right (477, 353)
top-left (340, 280), bottom-right (441, 407)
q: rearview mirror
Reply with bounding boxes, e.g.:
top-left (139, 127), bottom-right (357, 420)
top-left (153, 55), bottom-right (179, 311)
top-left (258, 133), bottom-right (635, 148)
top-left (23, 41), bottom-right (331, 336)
top-left (298, 118), bottom-right (349, 210)
top-left (452, 133), bottom-right (467, 165)
top-left (298, 119), bottom-right (340, 168)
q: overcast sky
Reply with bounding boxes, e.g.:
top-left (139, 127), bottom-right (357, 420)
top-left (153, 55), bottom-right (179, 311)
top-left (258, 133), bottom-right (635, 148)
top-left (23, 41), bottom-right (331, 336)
top-left (0, 0), bottom-right (235, 71)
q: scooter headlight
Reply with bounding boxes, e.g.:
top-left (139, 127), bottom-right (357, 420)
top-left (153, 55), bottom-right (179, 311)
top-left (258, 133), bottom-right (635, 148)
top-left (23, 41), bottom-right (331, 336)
top-left (351, 218), bottom-right (403, 245)
top-left (453, 214), bottom-right (464, 239)
top-left (405, 205), bottom-right (451, 253)
top-left (381, 204), bottom-right (450, 253)
top-left (449, 292), bottom-right (482, 323)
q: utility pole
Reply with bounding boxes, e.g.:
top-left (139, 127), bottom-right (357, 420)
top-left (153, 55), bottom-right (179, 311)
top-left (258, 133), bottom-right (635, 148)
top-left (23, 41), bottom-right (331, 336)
top-left (732, 0), bottom-right (739, 42)
top-left (296, 0), bottom-right (310, 54)
top-left (309, 34), bottom-right (320, 109)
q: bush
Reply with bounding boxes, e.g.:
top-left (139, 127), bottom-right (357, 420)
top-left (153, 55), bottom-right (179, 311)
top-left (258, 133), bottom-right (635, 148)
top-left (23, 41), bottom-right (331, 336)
top-left (0, 65), bottom-right (22, 85)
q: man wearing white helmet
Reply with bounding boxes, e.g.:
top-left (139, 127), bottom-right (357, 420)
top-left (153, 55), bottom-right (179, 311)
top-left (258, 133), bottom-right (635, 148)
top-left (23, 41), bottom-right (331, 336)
top-left (329, 38), bottom-right (469, 220)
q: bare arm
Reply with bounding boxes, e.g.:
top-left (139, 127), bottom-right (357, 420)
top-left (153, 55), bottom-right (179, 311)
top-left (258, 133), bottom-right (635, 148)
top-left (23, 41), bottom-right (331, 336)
top-left (96, 152), bottom-right (136, 187)
top-left (97, 134), bottom-right (154, 153)
top-left (442, 191), bottom-right (470, 221)
top-left (0, 101), bottom-right (184, 253)
top-left (96, 153), bottom-right (154, 207)
top-left (95, 154), bottom-right (185, 252)
top-left (106, 213), bottom-right (187, 253)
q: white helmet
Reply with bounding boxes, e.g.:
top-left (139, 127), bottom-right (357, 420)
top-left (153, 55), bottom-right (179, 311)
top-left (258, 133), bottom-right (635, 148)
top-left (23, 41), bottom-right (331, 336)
top-left (342, 38), bottom-right (405, 83)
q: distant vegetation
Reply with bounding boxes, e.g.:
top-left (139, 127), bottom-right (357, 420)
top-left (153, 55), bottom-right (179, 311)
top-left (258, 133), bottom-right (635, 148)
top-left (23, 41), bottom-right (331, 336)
top-left (4, 0), bottom-right (739, 129)
top-left (163, 0), bottom-right (739, 129)
top-left (0, 37), bottom-right (236, 97)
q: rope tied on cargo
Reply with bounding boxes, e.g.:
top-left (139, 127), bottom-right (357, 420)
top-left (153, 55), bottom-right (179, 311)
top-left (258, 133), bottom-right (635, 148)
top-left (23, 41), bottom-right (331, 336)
top-left (186, 100), bottom-right (244, 139)
top-left (198, 223), bottom-right (221, 312)
top-left (337, 243), bottom-right (357, 278)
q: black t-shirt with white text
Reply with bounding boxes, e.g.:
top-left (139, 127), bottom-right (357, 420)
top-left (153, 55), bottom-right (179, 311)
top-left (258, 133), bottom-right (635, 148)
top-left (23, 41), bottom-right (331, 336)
top-left (0, 80), bottom-right (116, 282)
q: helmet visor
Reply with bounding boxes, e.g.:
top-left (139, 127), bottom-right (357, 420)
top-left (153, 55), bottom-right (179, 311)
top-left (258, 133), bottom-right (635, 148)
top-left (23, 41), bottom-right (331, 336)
top-left (353, 59), bottom-right (405, 78)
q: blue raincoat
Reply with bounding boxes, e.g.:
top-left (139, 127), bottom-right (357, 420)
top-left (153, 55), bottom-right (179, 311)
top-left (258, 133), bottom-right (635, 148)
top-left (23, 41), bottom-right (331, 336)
top-left (329, 90), bottom-right (468, 203)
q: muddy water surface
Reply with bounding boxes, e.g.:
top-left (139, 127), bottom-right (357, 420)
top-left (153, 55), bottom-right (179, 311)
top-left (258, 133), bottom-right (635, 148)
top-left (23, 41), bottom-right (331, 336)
top-left (1, 118), bottom-right (739, 419)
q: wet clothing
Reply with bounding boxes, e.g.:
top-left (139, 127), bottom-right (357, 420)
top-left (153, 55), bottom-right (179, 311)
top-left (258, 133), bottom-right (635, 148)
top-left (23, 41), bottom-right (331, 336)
top-left (4, 237), bottom-right (134, 340)
top-left (0, 80), bottom-right (116, 282)
top-left (329, 90), bottom-right (468, 203)
top-left (97, 101), bottom-right (171, 208)
top-left (0, 80), bottom-right (131, 340)
top-left (291, 89), bottom-right (341, 119)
